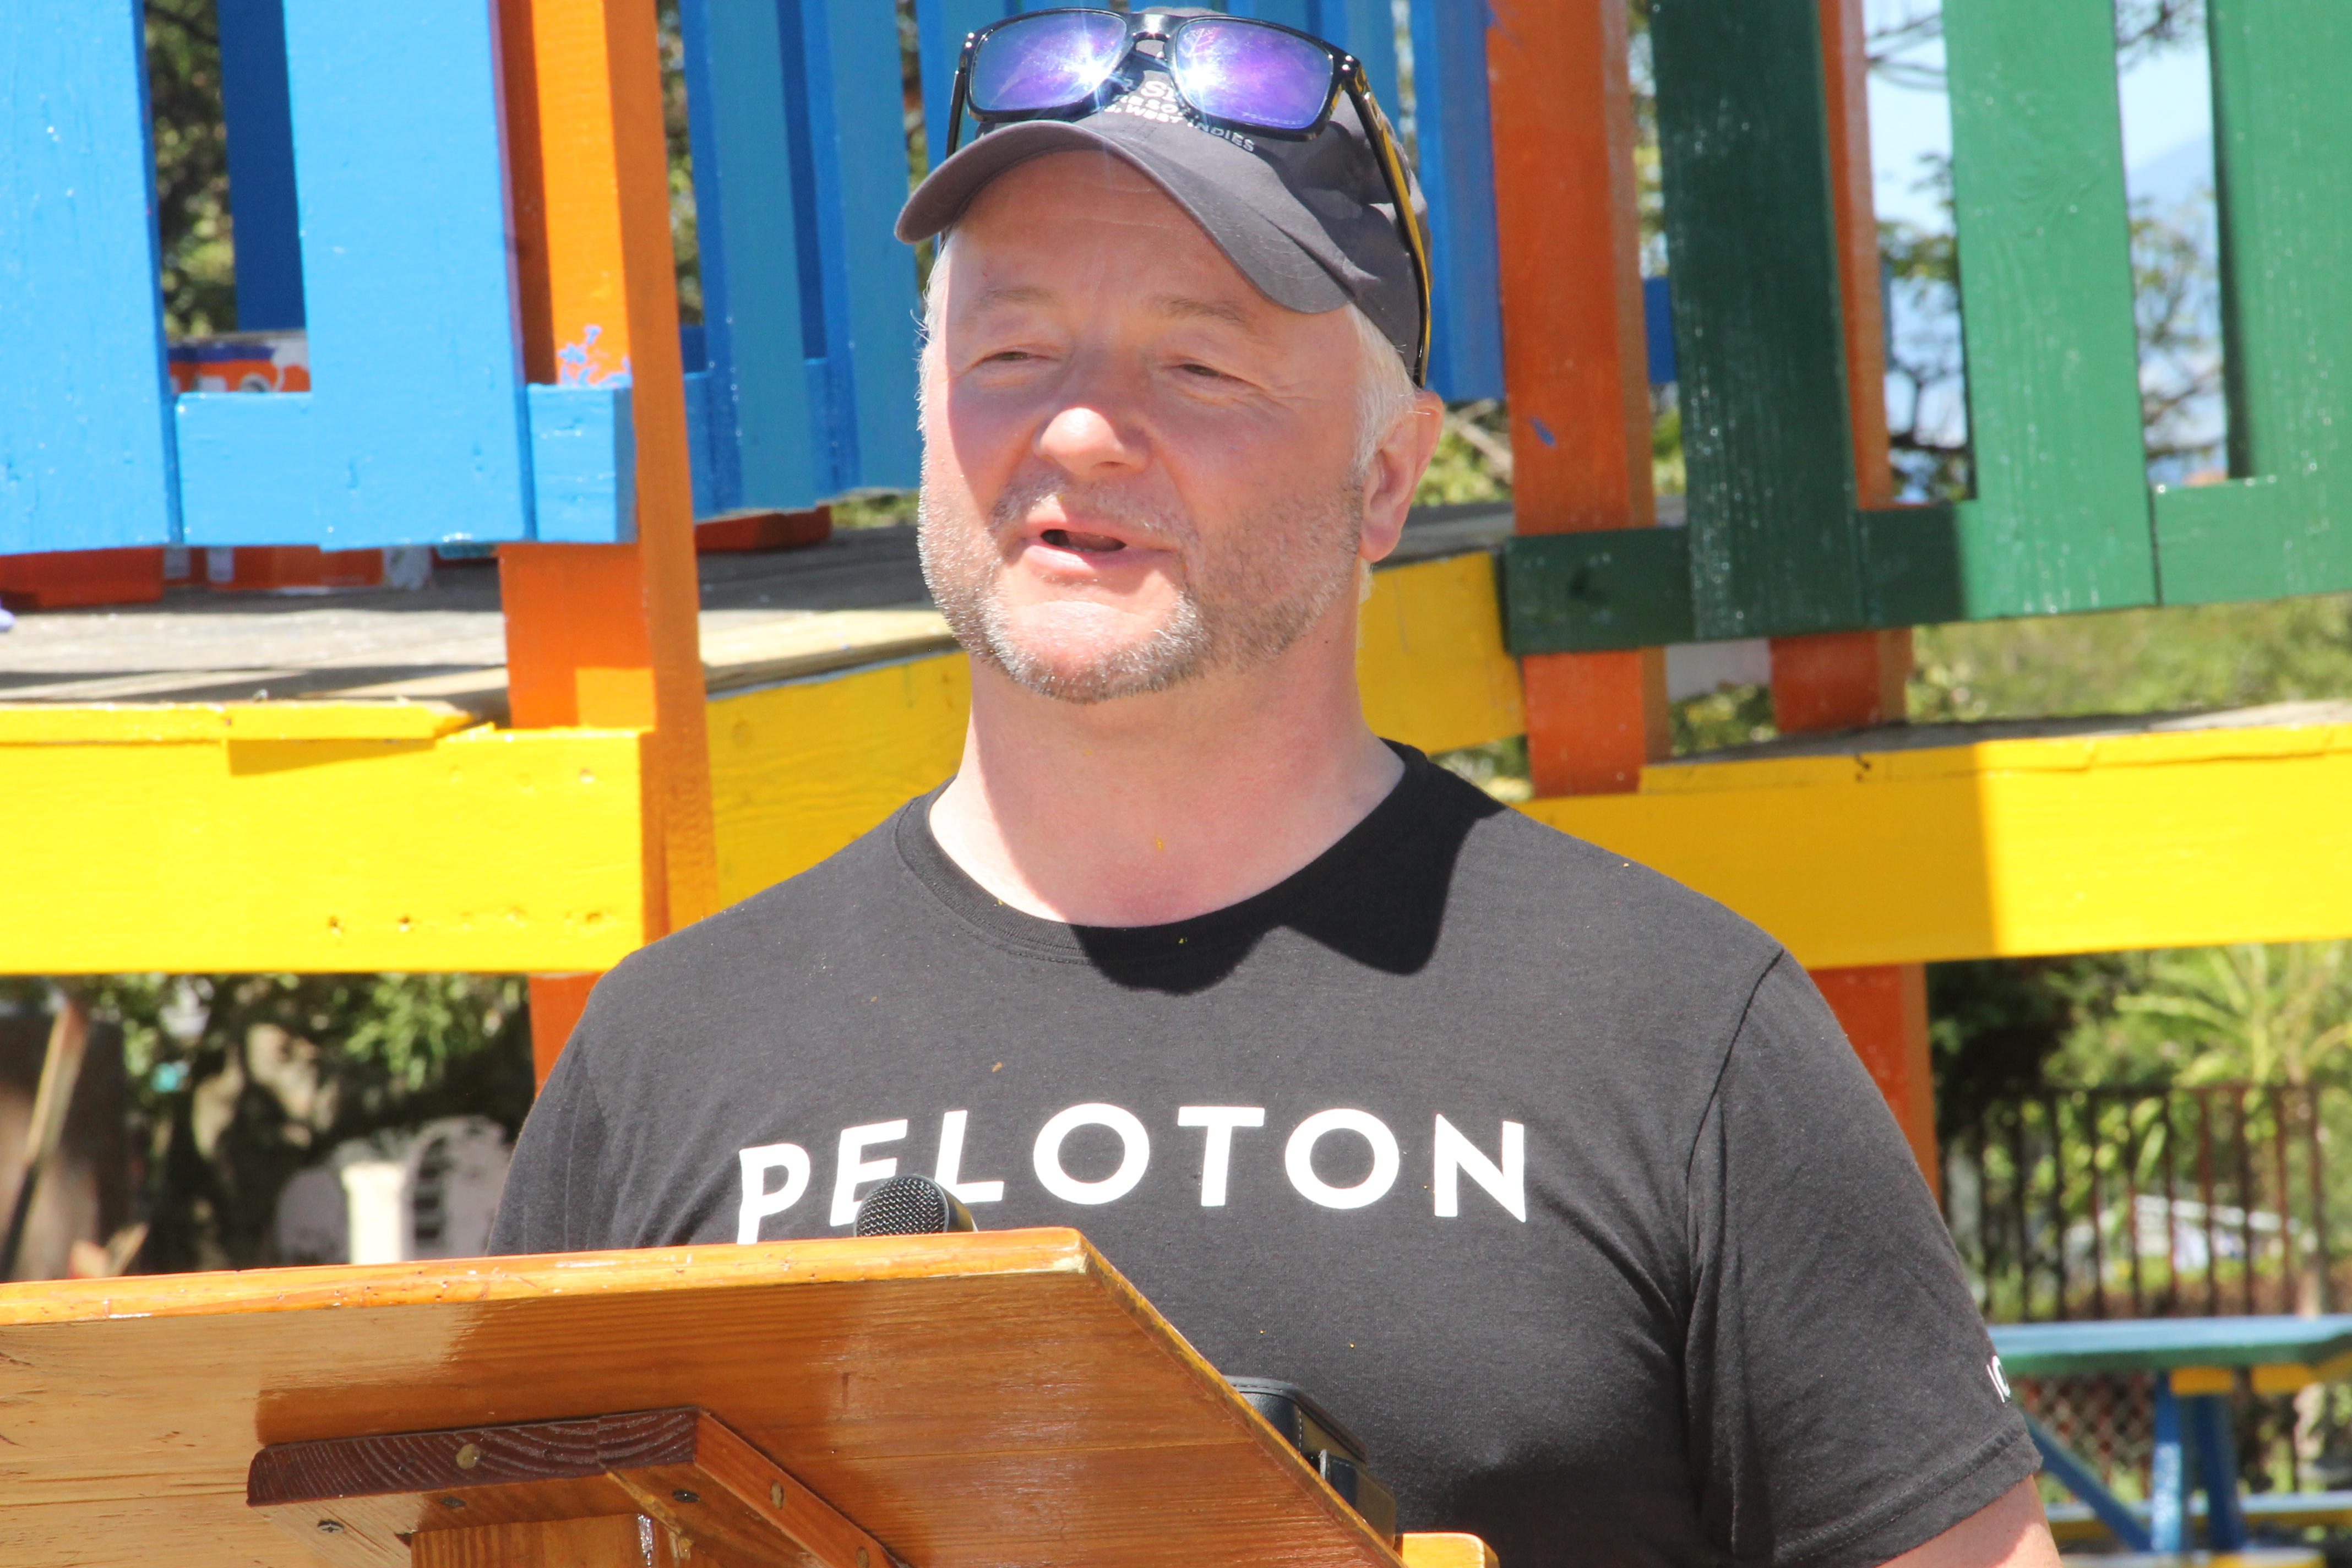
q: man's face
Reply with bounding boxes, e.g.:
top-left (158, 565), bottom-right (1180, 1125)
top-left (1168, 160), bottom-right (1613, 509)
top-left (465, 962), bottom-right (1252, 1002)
top-left (918, 153), bottom-right (1381, 704)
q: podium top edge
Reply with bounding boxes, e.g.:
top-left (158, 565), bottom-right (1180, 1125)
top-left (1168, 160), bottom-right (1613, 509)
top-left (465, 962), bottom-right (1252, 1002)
top-left (0, 1227), bottom-right (1101, 1329)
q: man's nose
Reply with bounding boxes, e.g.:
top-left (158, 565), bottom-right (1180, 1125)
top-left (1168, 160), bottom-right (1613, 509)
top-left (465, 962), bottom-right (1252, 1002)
top-left (1034, 381), bottom-right (1147, 478)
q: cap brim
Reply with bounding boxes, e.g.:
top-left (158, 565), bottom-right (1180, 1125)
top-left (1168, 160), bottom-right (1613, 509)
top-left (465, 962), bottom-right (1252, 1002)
top-left (896, 118), bottom-right (1352, 315)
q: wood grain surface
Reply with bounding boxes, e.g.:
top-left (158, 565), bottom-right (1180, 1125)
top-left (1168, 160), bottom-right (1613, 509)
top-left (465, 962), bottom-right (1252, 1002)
top-left (251, 1406), bottom-right (893, 1568)
top-left (0, 1228), bottom-right (1402, 1568)
top-left (249, 1407), bottom-right (701, 1506)
top-left (410, 1516), bottom-right (660, 1568)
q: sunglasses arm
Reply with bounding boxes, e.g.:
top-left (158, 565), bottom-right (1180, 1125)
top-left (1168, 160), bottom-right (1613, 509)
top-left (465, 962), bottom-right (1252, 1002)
top-left (945, 34), bottom-right (978, 157)
top-left (1342, 67), bottom-right (1433, 386)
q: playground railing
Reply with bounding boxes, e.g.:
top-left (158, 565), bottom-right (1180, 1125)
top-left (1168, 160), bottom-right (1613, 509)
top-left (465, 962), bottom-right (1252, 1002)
top-left (1508, 0), bottom-right (2352, 654)
top-left (1945, 1082), bottom-right (2345, 1326)
top-left (1, 0), bottom-right (1514, 560)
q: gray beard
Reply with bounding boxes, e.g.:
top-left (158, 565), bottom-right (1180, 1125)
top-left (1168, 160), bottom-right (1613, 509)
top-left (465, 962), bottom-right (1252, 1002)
top-left (916, 470), bottom-right (1363, 706)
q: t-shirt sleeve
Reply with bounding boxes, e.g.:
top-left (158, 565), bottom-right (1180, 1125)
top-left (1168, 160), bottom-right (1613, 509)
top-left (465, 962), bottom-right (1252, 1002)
top-left (488, 1011), bottom-right (616, 1256)
top-left (1684, 952), bottom-right (2037, 1568)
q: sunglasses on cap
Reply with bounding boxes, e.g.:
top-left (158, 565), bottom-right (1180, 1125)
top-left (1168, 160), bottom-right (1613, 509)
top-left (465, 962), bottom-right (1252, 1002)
top-left (943, 7), bottom-right (1434, 386)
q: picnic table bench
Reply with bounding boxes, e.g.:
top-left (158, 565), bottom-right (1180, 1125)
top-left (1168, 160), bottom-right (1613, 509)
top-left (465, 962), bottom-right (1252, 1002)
top-left (1989, 1317), bottom-right (2352, 1561)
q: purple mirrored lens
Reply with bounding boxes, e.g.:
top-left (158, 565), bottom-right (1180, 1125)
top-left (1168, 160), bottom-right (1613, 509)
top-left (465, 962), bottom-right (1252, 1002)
top-left (969, 11), bottom-right (1132, 114)
top-left (1169, 20), bottom-right (1331, 131)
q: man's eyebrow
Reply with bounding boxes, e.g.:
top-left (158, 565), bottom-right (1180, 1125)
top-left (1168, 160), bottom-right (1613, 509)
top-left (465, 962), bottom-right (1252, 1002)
top-left (1147, 293), bottom-right (1263, 333)
top-left (966, 283), bottom-right (1055, 312)
top-left (960, 284), bottom-right (1266, 335)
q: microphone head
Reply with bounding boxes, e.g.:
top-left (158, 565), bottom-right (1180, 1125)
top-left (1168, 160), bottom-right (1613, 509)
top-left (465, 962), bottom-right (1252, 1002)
top-left (854, 1174), bottom-right (978, 1237)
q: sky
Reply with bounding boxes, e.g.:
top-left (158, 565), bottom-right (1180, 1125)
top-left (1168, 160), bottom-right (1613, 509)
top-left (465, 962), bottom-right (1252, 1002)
top-left (1867, 26), bottom-right (2218, 230)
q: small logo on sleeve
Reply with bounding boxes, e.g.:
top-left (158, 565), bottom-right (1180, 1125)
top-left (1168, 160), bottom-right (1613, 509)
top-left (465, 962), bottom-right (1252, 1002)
top-left (1986, 1354), bottom-right (2013, 1403)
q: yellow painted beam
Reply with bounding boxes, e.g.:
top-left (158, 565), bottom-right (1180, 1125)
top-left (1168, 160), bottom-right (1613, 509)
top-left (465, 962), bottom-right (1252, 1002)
top-left (0, 702), bottom-right (481, 744)
top-left (0, 556), bottom-right (1517, 974)
top-left (1, 719), bottom-right (649, 973)
top-left (710, 653), bottom-right (973, 905)
top-left (1357, 551), bottom-right (1525, 754)
top-left (1523, 719), bottom-right (2352, 968)
top-left (705, 553), bottom-right (1525, 905)
top-left (2170, 1365), bottom-right (2235, 1395)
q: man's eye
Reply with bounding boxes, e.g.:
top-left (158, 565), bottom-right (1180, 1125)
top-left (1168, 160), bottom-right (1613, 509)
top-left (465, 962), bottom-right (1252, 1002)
top-left (1177, 362), bottom-right (1231, 380)
top-left (982, 350), bottom-right (1035, 364)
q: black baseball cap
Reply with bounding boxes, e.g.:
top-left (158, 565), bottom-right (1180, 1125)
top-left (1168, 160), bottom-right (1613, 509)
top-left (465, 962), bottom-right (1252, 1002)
top-left (895, 19), bottom-right (1425, 371)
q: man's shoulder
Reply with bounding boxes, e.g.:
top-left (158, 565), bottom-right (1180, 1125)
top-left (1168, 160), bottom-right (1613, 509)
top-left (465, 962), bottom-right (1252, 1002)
top-left (1415, 761), bottom-right (1785, 983)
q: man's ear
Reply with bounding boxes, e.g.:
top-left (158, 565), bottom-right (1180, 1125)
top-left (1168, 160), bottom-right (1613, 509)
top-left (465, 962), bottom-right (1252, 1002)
top-left (1359, 390), bottom-right (1446, 564)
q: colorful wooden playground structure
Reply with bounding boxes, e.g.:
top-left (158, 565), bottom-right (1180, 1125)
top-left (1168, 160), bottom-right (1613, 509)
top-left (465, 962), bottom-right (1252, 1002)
top-left (4, 0), bottom-right (2352, 1547)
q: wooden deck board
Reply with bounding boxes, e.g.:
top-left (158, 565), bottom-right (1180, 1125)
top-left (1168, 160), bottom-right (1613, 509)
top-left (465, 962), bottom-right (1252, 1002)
top-left (0, 510), bottom-right (1515, 721)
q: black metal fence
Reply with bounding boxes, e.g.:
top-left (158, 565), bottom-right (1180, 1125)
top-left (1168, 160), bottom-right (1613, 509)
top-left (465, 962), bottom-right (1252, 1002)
top-left (1942, 1085), bottom-right (2342, 1324)
top-left (1945, 1085), bottom-right (2352, 1502)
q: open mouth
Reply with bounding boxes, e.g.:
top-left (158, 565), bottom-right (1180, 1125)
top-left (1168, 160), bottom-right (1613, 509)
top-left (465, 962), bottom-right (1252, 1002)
top-left (1039, 527), bottom-right (1129, 554)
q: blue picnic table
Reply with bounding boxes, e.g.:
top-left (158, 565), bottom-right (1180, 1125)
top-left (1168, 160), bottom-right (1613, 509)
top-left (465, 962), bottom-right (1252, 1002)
top-left (1989, 1317), bottom-right (2352, 1556)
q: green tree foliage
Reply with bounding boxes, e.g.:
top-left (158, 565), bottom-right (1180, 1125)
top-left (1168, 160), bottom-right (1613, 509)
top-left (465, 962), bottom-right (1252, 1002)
top-left (0, 975), bottom-right (534, 1275)
top-left (145, 0), bottom-right (235, 337)
top-left (1912, 594), bottom-right (2352, 723)
top-left (2049, 945), bottom-right (2352, 1091)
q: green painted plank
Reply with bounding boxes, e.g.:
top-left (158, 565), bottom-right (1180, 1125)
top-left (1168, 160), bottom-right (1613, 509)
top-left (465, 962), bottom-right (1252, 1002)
top-left (1858, 504), bottom-right (1966, 627)
top-left (1502, 508), bottom-right (1961, 652)
top-left (1649, 0), bottom-right (1861, 640)
top-left (2157, 0), bottom-right (2352, 603)
top-left (1942, 0), bottom-right (2156, 614)
top-left (1502, 529), bottom-right (1695, 655)
top-left (2153, 475), bottom-right (2334, 603)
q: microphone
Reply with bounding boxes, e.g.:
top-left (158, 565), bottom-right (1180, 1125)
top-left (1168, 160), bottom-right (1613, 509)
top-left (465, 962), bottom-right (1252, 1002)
top-left (853, 1174), bottom-right (978, 1237)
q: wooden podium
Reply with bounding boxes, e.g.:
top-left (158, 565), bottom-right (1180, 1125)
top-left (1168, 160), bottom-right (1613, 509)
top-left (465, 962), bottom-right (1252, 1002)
top-left (0, 1228), bottom-right (1495, 1568)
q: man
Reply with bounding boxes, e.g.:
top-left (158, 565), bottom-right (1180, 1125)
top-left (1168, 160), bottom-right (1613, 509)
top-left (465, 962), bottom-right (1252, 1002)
top-left (493, 13), bottom-right (2056, 1568)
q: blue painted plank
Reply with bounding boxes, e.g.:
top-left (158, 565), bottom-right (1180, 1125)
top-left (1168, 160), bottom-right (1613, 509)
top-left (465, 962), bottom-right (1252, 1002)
top-left (801, 0), bottom-right (924, 493)
top-left (1405, 0), bottom-right (1504, 400)
top-left (2023, 1413), bottom-right (2153, 1552)
top-left (682, 369), bottom-right (719, 519)
top-left (680, 0), bottom-right (826, 515)
top-left (527, 385), bottom-right (637, 545)
top-left (215, 0), bottom-right (305, 330)
top-left (2150, 1375), bottom-right (2186, 1555)
top-left (1644, 276), bottom-right (1676, 385)
top-left (2187, 1395), bottom-right (2248, 1551)
top-left (0, 2), bottom-right (181, 556)
top-left (1321, 0), bottom-right (1403, 116)
top-left (1228, 0), bottom-right (1317, 28)
top-left (1988, 1314), bottom-right (2352, 1375)
top-left (174, 0), bottom-right (541, 548)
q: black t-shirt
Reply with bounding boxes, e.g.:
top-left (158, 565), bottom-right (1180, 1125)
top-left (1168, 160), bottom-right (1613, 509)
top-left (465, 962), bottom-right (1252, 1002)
top-left (492, 745), bottom-right (2033, 1568)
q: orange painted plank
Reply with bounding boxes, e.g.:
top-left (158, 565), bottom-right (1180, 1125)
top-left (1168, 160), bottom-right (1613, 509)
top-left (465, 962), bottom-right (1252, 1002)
top-left (527, 972), bottom-right (601, 1088)
top-left (1783, 4), bottom-right (1930, 1183)
top-left (1487, 0), bottom-right (1664, 797)
top-left (1768, 627), bottom-right (1913, 732)
top-left (1819, 0), bottom-right (1893, 511)
top-left (1486, 0), bottom-right (1652, 533)
top-left (496, 0), bottom-right (717, 960)
top-left (1812, 963), bottom-right (1937, 1197)
top-left (0, 547), bottom-right (165, 610)
top-left (1521, 649), bottom-right (1665, 797)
